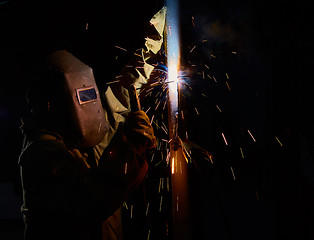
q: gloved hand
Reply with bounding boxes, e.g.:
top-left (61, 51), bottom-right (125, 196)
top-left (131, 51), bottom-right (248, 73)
top-left (121, 110), bottom-right (157, 154)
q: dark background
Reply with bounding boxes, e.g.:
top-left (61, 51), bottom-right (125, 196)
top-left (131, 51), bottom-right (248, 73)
top-left (0, 0), bottom-right (313, 239)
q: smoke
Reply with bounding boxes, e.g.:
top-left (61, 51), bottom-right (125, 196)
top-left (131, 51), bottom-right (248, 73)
top-left (200, 19), bottom-right (239, 43)
top-left (179, 0), bottom-right (261, 64)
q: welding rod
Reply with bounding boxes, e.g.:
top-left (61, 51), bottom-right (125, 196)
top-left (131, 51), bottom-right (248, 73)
top-left (128, 85), bottom-right (141, 112)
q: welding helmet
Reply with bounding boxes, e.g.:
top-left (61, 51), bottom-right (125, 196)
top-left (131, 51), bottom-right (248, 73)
top-left (27, 50), bottom-right (109, 148)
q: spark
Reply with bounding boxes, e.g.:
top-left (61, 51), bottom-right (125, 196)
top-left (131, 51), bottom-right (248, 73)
top-left (191, 16), bottom-right (195, 28)
top-left (150, 115), bottom-right (155, 125)
top-left (130, 205), bottom-right (134, 219)
top-left (146, 202), bottom-right (150, 216)
top-left (158, 178), bottom-right (162, 193)
top-left (162, 122), bottom-right (168, 132)
top-left (153, 120), bottom-right (160, 129)
top-left (124, 162), bottom-right (128, 175)
top-left (226, 81), bottom-right (231, 91)
top-left (161, 125), bottom-right (168, 135)
top-left (155, 100), bottom-right (161, 110)
top-left (240, 147), bottom-right (244, 158)
top-left (150, 81), bottom-right (162, 87)
top-left (155, 92), bottom-right (162, 99)
top-left (163, 100), bottom-right (168, 110)
top-left (222, 133), bottom-right (228, 145)
top-left (216, 105), bottom-right (222, 112)
top-left (136, 66), bottom-right (145, 69)
top-left (134, 52), bottom-right (142, 57)
top-left (190, 45), bottom-right (196, 53)
top-left (146, 87), bottom-right (155, 93)
top-left (205, 64), bottom-right (210, 69)
top-left (180, 161), bottom-right (183, 174)
top-left (159, 195), bottom-right (163, 212)
top-left (195, 107), bottom-right (199, 115)
top-left (166, 151), bottom-right (171, 165)
top-left (226, 73), bottom-right (229, 79)
top-left (145, 107), bottom-right (151, 114)
top-left (171, 157), bottom-right (175, 174)
top-left (147, 229), bottom-right (151, 240)
top-left (256, 191), bottom-right (259, 200)
top-left (106, 79), bottom-right (120, 85)
top-left (248, 129), bottom-right (256, 142)
top-left (275, 137), bottom-right (283, 146)
top-left (145, 92), bottom-right (153, 98)
top-left (115, 45), bottom-right (128, 52)
top-left (213, 76), bottom-right (217, 82)
top-left (209, 154), bottom-right (214, 164)
top-left (230, 166), bottom-right (236, 181)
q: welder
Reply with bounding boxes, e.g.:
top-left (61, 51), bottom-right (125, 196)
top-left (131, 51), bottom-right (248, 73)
top-left (18, 3), bottom-right (167, 239)
top-left (18, 49), bottom-right (156, 240)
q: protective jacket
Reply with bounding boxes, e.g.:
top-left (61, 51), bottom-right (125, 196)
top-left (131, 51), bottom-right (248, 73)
top-left (19, 113), bottom-right (151, 240)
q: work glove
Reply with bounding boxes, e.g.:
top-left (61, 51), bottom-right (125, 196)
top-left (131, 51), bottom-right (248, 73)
top-left (121, 110), bottom-right (157, 155)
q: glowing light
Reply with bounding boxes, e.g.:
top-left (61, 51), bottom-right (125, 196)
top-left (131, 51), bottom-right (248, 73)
top-left (167, 59), bottom-right (179, 112)
top-left (256, 191), bottom-right (259, 200)
top-left (171, 157), bottom-right (175, 174)
top-left (159, 195), bottom-right (163, 212)
top-left (216, 105), bottom-right (222, 112)
top-left (130, 205), bottom-right (133, 219)
top-left (146, 202), bottom-right (150, 216)
top-left (166, 0), bottom-right (180, 115)
top-left (230, 166), bottom-right (236, 181)
top-left (124, 162), bottom-right (128, 175)
top-left (226, 81), bottom-right (231, 91)
top-left (275, 137), bottom-right (283, 146)
top-left (115, 45), bottom-right (127, 52)
top-left (248, 129), bottom-right (256, 142)
top-left (222, 132), bottom-right (228, 145)
top-left (240, 147), bottom-right (244, 158)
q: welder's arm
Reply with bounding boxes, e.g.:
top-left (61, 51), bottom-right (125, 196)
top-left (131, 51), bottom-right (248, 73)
top-left (101, 7), bottom-right (166, 131)
top-left (91, 110), bottom-right (156, 216)
top-left (19, 111), bottom-right (156, 221)
top-left (100, 110), bottom-right (157, 158)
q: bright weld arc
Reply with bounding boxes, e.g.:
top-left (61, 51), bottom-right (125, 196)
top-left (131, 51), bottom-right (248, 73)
top-left (166, 0), bottom-right (180, 114)
top-left (166, 0), bottom-right (180, 176)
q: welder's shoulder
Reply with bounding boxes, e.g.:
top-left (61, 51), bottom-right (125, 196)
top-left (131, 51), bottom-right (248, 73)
top-left (18, 135), bottom-right (72, 168)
